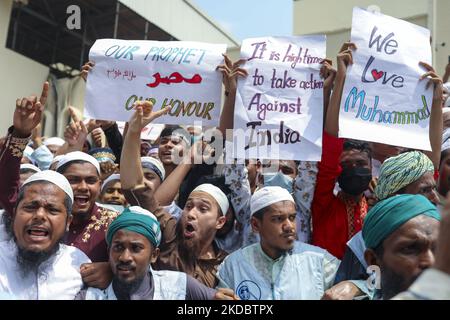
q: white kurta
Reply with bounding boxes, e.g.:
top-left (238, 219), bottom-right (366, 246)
top-left (0, 239), bottom-right (90, 299)
top-left (85, 269), bottom-right (187, 300)
top-left (217, 241), bottom-right (340, 300)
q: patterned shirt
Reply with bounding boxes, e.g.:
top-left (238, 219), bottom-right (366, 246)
top-left (0, 127), bottom-right (118, 262)
top-left (65, 203), bottom-right (118, 262)
top-left (223, 163), bottom-right (258, 247)
top-left (223, 161), bottom-right (319, 246)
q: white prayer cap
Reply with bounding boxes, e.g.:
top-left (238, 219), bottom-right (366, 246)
top-left (101, 173), bottom-right (121, 193)
top-left (43, 137), bottom-right (65, 147)
top-left (50, 154), bottom-right (64, 167)
top-left (141, 156), bottom-right (165, 181)
top-left (56, 151), bottom-right (100, 175)
top-left (22, 170), bottom-right (74, 207)
top-left (250, 186), bottom-right (295, 216)
top-left (191, 184), bottom-right (229, 215)
top-left (20, 164), bottom-right (41, 173)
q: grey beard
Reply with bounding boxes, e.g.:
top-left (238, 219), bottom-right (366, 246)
top-left (15, 240), bottom-right (61, 278)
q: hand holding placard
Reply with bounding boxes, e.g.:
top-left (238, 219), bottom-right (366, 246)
top-left (217, 54), bottom-right (248, 96)
top-left (320, 58), bottom-right (337, 91)
top-left (91, 128), bottom-right (105, 148)
top-left (81, 61), bottom-right (95, 82)
top-left (338, 7), bottom-right (433, 151)
top-left (337, 42), bottom-right (357, 77)
top-left (419, 62), bottom-right (444, 102)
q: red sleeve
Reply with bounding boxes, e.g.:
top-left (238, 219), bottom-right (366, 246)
top-left (0, 127), bottom-right (28, 215)
top-left (311, 131), bottom-right (344, 223)
top-left (434, 169), bottom-right (439, 181)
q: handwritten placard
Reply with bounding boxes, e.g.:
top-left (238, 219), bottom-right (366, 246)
top-left (339, 7), bottom-right (432, 150)
top-left (85, 39), bottom-right (227, 126)
top-left (231, 36), bottom-right (325, 161)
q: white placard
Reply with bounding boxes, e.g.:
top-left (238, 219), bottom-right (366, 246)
top-left (231, 36), bottom-right (326, 161)
top-left (339, 7), bottom-right (432, 150)
top-left (85, 39), bottom-right (227, 126)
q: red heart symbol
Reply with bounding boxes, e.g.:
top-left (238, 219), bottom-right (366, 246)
top-left (371, 69), bottom-right (384, 81)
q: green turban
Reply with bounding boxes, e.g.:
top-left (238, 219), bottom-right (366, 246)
top-left (106, 206), bottom-right (161, 248)
top-left (375, 151), bottom-right (434, 200)
top-left (363, 194), bottom-right (441, 249)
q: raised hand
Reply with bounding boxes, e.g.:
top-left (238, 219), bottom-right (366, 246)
top-left (91, 127), bottom-right (105, 147)
top-left (81, 61), bottom-right (95, 82)
top-left (84, 119), bottom-right (99, 133)
top-left (64, 107), bottom-right (88, 149)
top-left (420, 61), bottom-right (444, 103)
top-left (320, 58), bottom-right (337, 91)
top-left (127, 100), bottom-right (171, 134)
top-left (100, 161), bottom-right (119, 181)
top-left (336, 42), bottom-right (357, 76)
top-left (217, 54), bottom-right (248, 96)
top-left (96, 120), bottom-right (116, 131)
top-left (13, 82), bottom-right (49, 137)
top-left (85, 119), bottom-right (116, 133)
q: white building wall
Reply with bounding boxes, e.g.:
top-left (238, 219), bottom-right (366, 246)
top-left (293, 0), bottom-right (432, 67)
top-left (433, 0), bottom-right (450, 78)
top-left (0, 0), bottom-right (49, 135)
top-left (294, 0), bottom-right (450, 75)
top-left (293, 0), bottom-right (428, 35)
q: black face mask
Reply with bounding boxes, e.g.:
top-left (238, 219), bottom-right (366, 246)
top-left (338, 167), bottom-right (372, 196)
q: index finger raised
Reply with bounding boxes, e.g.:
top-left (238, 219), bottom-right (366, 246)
top-left (69, 106), bottom-right (81, 123)
top-left (39, 81), bottom-right (49, 106)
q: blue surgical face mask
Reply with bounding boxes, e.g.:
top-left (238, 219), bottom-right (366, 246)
top-left (263, 171), bottom-right (294, 193)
